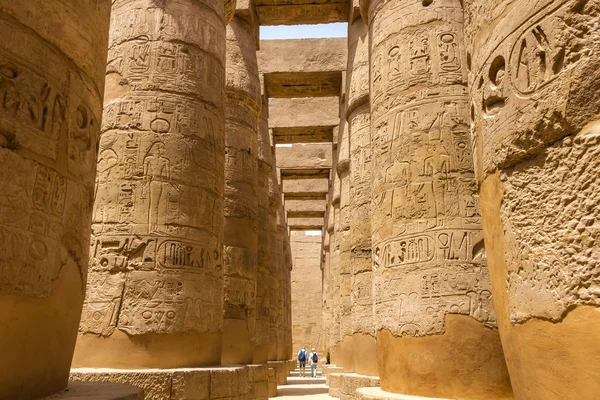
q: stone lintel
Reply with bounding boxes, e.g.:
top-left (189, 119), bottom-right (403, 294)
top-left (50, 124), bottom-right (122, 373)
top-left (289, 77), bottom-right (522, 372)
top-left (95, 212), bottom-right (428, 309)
top-left (276, 143), bottom-right (332, 170)
top-left (257, 3), bottom-right (348, 25)
top-left (259, 38), bottom-right (347, 73)
top-left (265, 71), bottom-right (343, 97)
top-left (42, 382), bottom-right (143, 400)
top-left (285, 199), bottom-right (327, 215)
top-left (270, 97), bottom-right (340, 143)
top-left (288, 217), bottom-right (324, 230)
top-left (259, 38), bottom-right (346, 97)
top-left (284, 192), bottom-right (327, 201)
top-left (287, 210), bottom-right (326, 219)
top-left (280, 168), bottom-right (331, 180)
top-left (283, 178), bottom-right (329, 196)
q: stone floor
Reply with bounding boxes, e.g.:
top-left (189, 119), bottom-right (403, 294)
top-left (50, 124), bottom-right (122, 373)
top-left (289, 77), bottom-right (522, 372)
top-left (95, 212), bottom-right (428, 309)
top-left (273, 367), bottom-right (333, 399)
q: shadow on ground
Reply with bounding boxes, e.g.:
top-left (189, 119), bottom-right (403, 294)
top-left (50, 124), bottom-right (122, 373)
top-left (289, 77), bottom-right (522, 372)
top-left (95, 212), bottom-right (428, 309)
top-left (276, 385), bottom-right (329, 396)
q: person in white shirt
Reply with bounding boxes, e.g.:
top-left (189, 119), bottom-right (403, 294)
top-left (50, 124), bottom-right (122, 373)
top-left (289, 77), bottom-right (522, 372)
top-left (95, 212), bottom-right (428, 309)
top-left (308, 348), bottom-right (318, 377)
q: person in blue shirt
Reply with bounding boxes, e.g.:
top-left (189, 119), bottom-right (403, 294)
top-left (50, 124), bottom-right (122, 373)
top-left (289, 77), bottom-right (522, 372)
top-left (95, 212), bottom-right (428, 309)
top-left (297, 346), bottom-right (308, 377)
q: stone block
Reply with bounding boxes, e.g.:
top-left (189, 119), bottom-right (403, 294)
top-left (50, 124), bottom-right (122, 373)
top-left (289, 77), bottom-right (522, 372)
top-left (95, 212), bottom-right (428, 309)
top-left (267, 367), bottom-right (277, 397)
top-left (324, 366), bottom-right (344, 386)
top-left (355, 387), bottom-right (452, 400)
top-left (42, 382), bottom-right (143, 400)
top-left (71, 367), bottom-right (250, 400)
top-left (329, 373), bottom-right (344, 398)
top-left (276, 143), bottom-right (333, 170)
top-left (341, 373), bottom-right (380, 400)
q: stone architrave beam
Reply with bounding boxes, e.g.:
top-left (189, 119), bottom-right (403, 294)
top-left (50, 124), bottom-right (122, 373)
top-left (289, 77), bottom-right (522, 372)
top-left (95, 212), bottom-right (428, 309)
top-left (285, 199), bottom-right (327, 218)
top-left (288, 218), bottom-right (325, 231)
top-left (276, 143), bottom-right (332, 170)
top-left (270, 98), bottom-right (339, 143)
top-left (258, 39), bottom-right (347, 98)
top-left (283, 178), bottom-right (329, 197)
top-left (256, 2), bottom-right (348, 26)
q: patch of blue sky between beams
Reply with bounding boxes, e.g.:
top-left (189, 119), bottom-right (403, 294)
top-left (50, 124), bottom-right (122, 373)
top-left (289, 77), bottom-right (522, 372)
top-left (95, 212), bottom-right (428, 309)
top-left (260, 23), bottom-right (347, 40)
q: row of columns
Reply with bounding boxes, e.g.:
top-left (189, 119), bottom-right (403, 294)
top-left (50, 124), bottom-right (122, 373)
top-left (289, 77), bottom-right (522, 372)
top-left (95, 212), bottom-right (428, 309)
top-left (323, 0), bottom-right (600, 399)
top-left (0, 0), bottom-right (293, 398)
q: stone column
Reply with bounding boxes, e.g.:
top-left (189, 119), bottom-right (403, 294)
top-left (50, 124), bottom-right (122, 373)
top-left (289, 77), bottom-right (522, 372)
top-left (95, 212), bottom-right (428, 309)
top-left (222, 9), bottom-right (261, 365)
top-left (255, 97), bottom-right (272, 364)
top-left (322, 217), bottom-right (332, 353)
top-left (347, 13), bottom-right (378, 377)
top-left (276, 203), bottom-right (287, 360)
top-left (74, 0), bottom-right (226, 368)
top-left (364, 0), bottom-right (512, 398)
top-left (268, 150), bottom-right (281, 360)
top-left (0, 0), bottom-right (110, 397)
top-left (323, 200), bottom-right (335, 356)
top-left (464, 1), bottom-right (600, 398)
top-left (329, 140), bottom-right (342, 364)
top-left (337, 114), bottom-right (355, 372)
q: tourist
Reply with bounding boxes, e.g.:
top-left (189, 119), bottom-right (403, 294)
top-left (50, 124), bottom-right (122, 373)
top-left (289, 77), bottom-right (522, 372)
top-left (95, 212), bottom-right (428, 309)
top-left (309, 348), bottom-right (319, 377)
top-left (297, 346), bottom-right (308, 377)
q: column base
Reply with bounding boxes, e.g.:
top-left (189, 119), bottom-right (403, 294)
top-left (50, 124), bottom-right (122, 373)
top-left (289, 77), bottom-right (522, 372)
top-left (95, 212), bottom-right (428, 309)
top-left (356, 387), bottom-right (452, 400)
top-left (267, 360), bottom-right (290, 385)
top-left (71, 366), bottom-right (250, 400)
top-left (323, 365), bottom-right (344, 386)
top-left (340, 373), bottom-right (380, 400)
top-left (328, 373), bottom-right (343, 398)
top-left (42, 382), bottom-right (143, 399)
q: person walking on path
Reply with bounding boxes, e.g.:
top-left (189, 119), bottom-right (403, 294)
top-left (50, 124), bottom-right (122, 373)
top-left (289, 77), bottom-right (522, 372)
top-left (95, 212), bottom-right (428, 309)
top-left (298, 346), bottom-right (308, 377)
top-left (309, 348), bottom-right (319, 378)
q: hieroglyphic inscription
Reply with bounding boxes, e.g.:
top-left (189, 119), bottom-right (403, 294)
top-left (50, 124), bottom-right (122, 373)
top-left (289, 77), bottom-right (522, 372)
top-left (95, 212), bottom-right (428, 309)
top-left (80, 0), bottom-right (226, 336)
top-left (0, 19), bottom-right (101, 297)
top-left (370, 2), bottom-right (493, 337)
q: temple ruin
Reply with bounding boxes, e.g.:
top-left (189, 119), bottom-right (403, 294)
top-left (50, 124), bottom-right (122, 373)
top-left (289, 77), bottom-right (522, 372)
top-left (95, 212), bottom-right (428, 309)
top-left (0, 0), bottom-right (599, 399)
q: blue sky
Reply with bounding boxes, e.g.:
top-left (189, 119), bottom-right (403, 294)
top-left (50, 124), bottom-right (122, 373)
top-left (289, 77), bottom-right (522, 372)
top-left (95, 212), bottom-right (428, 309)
top-left (260, 23), bottom-right (348, 40)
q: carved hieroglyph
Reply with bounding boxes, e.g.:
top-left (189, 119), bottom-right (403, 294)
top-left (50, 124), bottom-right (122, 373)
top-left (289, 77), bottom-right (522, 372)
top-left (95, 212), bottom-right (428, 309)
top-left (255, 99), bottom-right (272, 359)
top-left (465, 0), bottom-right (600, 323)
top-left (338, 115), bottom-right (353, 343)
top-left (0, 0), bottom-right (110, 397)
top-left (268, 150), bottom-right (282, 359)
top-left (347, 16), bottom-right (373, 338)
top-left (369, 0), bottom-right (496, 338)
top-left (80, 0), bottom-right (226, 338)
top-left (223, 14), bottom-right (261, 362)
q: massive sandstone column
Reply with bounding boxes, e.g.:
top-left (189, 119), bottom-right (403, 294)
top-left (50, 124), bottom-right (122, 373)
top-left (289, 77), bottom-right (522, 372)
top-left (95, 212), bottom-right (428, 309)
top-left (464, 1), bottom-right (600, 398)
top-left (0, 0), bottom-right (110, 397)
top-left (329, 139), bottom-right (342, 364)
top-left (74, 0), bottom-right (227, 368)
top-left (268, 150), bottom-right (282, 360)
top-left (347, 13), bottom-right (378, 377)
top-left (337, 112), bottom-right (355, 372)
top-left (364, 0), bottom-right (512, 398)
top-left (276, 202), bottom-right (288, 360)
top-left (255, 97), bottom-right (272, 363)
top-left (222, 11), bottom-right (261, 365)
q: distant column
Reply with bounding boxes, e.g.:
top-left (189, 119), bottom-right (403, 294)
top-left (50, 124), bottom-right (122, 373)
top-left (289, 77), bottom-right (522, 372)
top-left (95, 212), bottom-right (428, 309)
top-left (268, 151), bottom-right (282, 360)
top-left (255, 98), bottom-right (272, 363)
top-left (74, 0), bottom-right (227, 368)
top-left (364, 0), bottom-right (512, 397)
top-left (222, 11), bottom-right (261, 365)
top-left (0, 0), bottom-right (110, 397)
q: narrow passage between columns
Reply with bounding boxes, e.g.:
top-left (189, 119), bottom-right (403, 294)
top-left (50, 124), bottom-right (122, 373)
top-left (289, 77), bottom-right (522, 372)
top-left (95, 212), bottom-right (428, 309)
top-left (273, 364), bottom-right (331, 399)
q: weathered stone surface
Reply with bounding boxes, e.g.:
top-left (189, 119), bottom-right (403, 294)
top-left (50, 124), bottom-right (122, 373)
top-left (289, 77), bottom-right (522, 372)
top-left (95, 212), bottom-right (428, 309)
top-left (0, 0), bottom-right (110, 397)
top-left (283, 178), bottom-right (330, 198)
top-left (222, 11), bottom-right (262, 365)
top-left (71, 367), bottom-right (251, 400)
top-left (42, 382), bottom-right (143, 400)
top-left (340, 373), bottom-right (380, 400)
top-left (288, 218), bottom-right (325, 230)
top-left (259, 39), bottom-right (347, 98)
top-left (270, 98), bottom-right (340, 143)
top-left (346, 14), bottom-right (378, 378)
top-left (74, 0), bottom-right (226, 369)
top-left (276, 143), bottom-right (333, 170)
top-left (356, 387), bottom-right (451, 400)
top-left (256, 1), bottom-right (348, 26)
top-left (465, 1), bottom-right (600, 398)
top-left (285, 199), bottom-right (328, 216)
top-left (366, 0), bottom-right (511, 398)
top-left (329, 373), bottom-right (344, 398)
top-left (255, 98), bottom-right (272, 363)
top-left (290, 231), bottom-right (324, 352)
